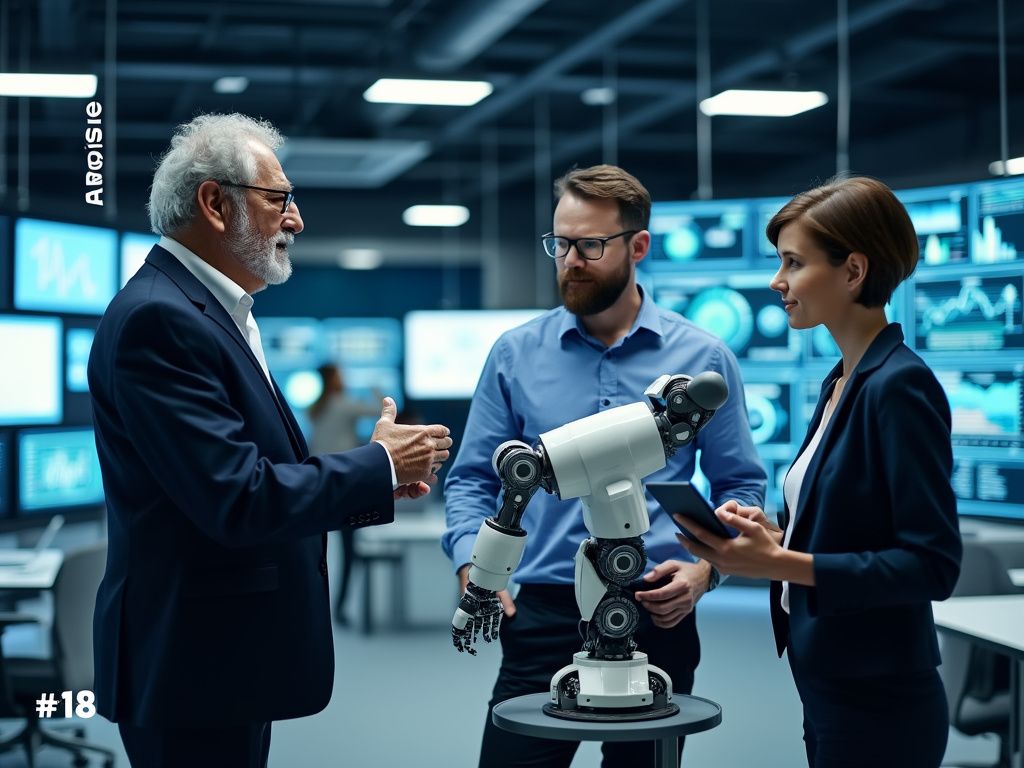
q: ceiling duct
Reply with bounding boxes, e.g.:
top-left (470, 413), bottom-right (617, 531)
top-left (277, 138), bottom-right (432, 188)
top-left (414, 0), bottom-right (549, 72)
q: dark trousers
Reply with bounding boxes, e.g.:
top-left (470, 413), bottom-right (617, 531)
top-left (479, 583), bottom-right (701, 768)
top-left (788, 651), bottom-right (949, 768)
top-left (118, 722), bottom-right (272, 768)
top-left (335, 527), bottom-right (355, 619)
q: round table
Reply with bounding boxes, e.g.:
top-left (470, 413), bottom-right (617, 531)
top-left (492, 692), bottom-right (722, 768)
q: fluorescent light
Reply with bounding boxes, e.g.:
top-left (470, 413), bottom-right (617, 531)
top-left (988, 157), bottom-right (1024, 176)
top-left (337, 248), bottom-right (384, 270)
top-left (363, 78), bottom-right (493, 106)
top-left (402, 205), bottom-right (470, 227)
top-left (0, 73), bottom-right (97, 98)
top-left (581, 87), bottom-right (617, 106)
top-left (699, 89), bottom-right (828, 117)
top-left (213, 76), bottom-right (249, 95)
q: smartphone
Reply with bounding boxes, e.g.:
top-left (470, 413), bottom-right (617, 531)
top-left (647, 481), bottom-right (737, 544)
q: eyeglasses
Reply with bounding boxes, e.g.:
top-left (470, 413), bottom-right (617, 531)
top-left (217, 181), bottom-right (295, 215)
top-left (540, 230), bottom-right (638, 260)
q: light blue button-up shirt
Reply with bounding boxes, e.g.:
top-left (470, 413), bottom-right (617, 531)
top-left (442, 287), bottom-right (766, 585)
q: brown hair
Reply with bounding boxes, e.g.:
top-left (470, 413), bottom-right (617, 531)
top-left (553, 164), bottom-right (651, 232)
top-left (766, 175), bottom-right (918, 307)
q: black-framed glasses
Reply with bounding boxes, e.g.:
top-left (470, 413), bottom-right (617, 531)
top-left (217, 181), bottom-right (295, 215)
top-left (540, 230), bottom-right (638, 260)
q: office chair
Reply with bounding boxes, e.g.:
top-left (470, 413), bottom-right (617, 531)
top-left (0, 540), bottom-right (115, 768)
top-left (939, 538), bottom-right (1024, 768)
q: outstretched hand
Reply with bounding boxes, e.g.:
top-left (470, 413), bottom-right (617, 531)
top-left (371, 397), bottom-right (453, 485)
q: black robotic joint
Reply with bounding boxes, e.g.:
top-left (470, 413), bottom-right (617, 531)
top-left (594, 537), bottom-right (646, 585)
top-left (492, 441), bottom-right (542, 490)
top-left (592, 595), bottom-right (639, 640)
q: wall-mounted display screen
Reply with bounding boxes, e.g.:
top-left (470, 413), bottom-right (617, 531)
top-left (0, 216), bottom-right (10, 311)
top-left (646, 274), bottom-right (800, 362)
top-left (14, 218), bottom-right (118, 315)
top-left (65, 327), bottom-right (95, 393)
top-left (322, 318), bottom-right (403, 368)
top-left (756, 197), bottom-right (789, 259)
top-left (120, 232), bottom-right (158, 287)
top-left (952, 457), bottom-right (1024, 521)
top-left (404, 309), bottom-right (545, 400)
top-left (644, 199), bottom-right (749, 267)
top-left (933, 365), bottom-right (1024, 450)
top-left (0, 431), bottom-right (9, 517)
top-left (913, 272), bottom-right (1023, 352)
top-left (17, 427), bottom-right (105, 512)
top-left (973, 179), bottom-right (1024, 264)
top-left (0, 315), bottom-right (63, 426)
top-left (258, 317), bottom-right (324, 371)
top-left (896, 184), bottom-right (970, 266)
top-left (744, 382), bottom-right (792, 446)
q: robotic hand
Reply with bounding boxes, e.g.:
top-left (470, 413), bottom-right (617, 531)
top-left (451, 371), bottom-right (728, 667)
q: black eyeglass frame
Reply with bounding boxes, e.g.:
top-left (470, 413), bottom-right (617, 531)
top-left (540, 230), bottom-right (639, 260)
top-left (217, 181), bottom-right (295, 215)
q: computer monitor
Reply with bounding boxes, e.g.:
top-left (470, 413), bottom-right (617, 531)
top-left (14, 218), bottom-right (118, 315)
top-left (0, 315), bottom-right (63, 426)
top-left (972, 178), bottom-right (1024, 264)
top-left (65, 327), bottom-right (95, 394)
top-left (744, 382), bottom-right (793, 447)
top-left (258, 317), bottom-right (325, 371)
top-left (932, 364), bottom-right (1024, 451)
top-left (912, 271), bottom-right (1023, 353)
top-left (322, 318), bottom-right (403, 368)
top-left (643, 198), bottom-right (750, 269)
top-left (647, 273), bottom-right (801, 362)
top-left (896, 184), bottom-right (971, 265)
top-left (120, 231), bottom-right (158, 287)
top-left (952, 456), bottom-right (1024, 522)
top-left (17, 427), bottom-right (105, 513)
top-left (403, 309), bottom-right (545, 400)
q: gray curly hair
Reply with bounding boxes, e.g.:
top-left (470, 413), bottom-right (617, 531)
top-left (147, 113), bottom-right (284, 235)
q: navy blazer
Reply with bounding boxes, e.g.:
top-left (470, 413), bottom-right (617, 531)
top-left (89, 245), bottom-right (395, 727)
top-left (770, 324), bottom-right (961, 679)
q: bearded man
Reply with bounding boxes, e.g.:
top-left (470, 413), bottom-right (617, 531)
top-left (88, 113), bottom-right (452, 767)
top-left (442, 164), bottom-right (766, 768)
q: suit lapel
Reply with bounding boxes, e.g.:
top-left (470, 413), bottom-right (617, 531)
top-left (145, 246), bottom-right (308, 460)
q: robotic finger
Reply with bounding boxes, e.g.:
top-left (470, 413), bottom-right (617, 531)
top-left (452, 582), bottom-right (504, 654)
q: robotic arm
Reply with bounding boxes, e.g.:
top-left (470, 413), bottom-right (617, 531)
top-left (452, 371), bottom-right (728, 654)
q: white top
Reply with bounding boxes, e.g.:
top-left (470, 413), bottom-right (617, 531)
top-left (158, 235), bottom-right (272, 383)
top-left (780, 396), bottom-right (835, 613)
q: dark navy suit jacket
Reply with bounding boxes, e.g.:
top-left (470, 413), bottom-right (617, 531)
top-left (88, 245), bottom-right (394, 727)
top-left (770, 324), bottom-right (961, 679)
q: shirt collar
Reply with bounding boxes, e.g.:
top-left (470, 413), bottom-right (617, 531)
top-left (557, 284), bottom-right (664, 345)
top-left (158, 235), bottom-right (255, 327)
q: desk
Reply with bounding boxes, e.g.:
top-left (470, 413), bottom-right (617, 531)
top-left (354, 514), bottom-right (448, 634)
top-left (0, 550), bottom-right (64, 590)
top-left (492, 692), bottom-right (722, 768)
top-left (933, 595), bottom-right (1024, 768)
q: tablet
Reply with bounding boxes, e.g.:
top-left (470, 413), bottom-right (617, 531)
top-left (647, 481), bottom-right (737, 544)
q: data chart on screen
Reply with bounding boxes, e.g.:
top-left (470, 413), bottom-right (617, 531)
top-left (14, 219), bottom-right (118, 315)
top-left (913, 273), bottom-right (1023, 352)
top-left (18, 428), bottom-right (105, 512)
top-left (897, 185), bottom-right (970, 265)
top-left (973, 179), bottom-right (1024, 264)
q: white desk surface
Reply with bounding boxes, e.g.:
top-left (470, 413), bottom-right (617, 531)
top-left (932, 594), bottom-right (1024, 657)
top-left (0, 549), bottom-right (65, 589)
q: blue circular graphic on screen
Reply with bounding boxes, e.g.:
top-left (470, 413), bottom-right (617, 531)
top-left (746, 394), bottom-right (779, 444)
top-left (812, 325), bottom-right (840, 357)
top-left (756, 304), bottom-right (789, 338)
top-left (685, 287), bottom-right (753, 352)
top-left (662, 225), bottom-right (702, 261)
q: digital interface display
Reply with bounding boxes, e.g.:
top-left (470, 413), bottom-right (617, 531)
top-left (897, 185), bottom-right (970, 265)
top-left (644, 200), bottom-right (749, 267)
top-left (933, 367), bottom-right (1024, 450)
top-left (744, 382), bottom-right (792, 445)
top-left (18, 428), bottom-right (105, 512)
top-left (322, 318), bottom-right (403, 368)
top-left (14, 218), bottom-right (118, 315)
top-left (65, 327), bottom-right (95, 393)
top-left (647, 274), bottom-right (799, 362)
top-left (120, 231), bottom-right (158, 287)
top-left (913, 273), bottom-right (1023, 352)
top-left (0, 216), bottom-right (10, 311)
top-left (258, 317), bottom-right (324, 371)
top-left (951, 458), bottom-right (1024, 520)
top-left (0, 315), bottom-right (63, 426)
top-left (756, 197), bottom-right (789, 259)
top-left (404, 309), bottom-right (545, 399)
top-left (0, 432), bottom-right (9, 517)
top-left (973, 179), bottom-right (1024, 263)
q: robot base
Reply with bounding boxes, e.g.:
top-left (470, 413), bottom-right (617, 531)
top-left (543, 652), bottom-right (679, 722)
